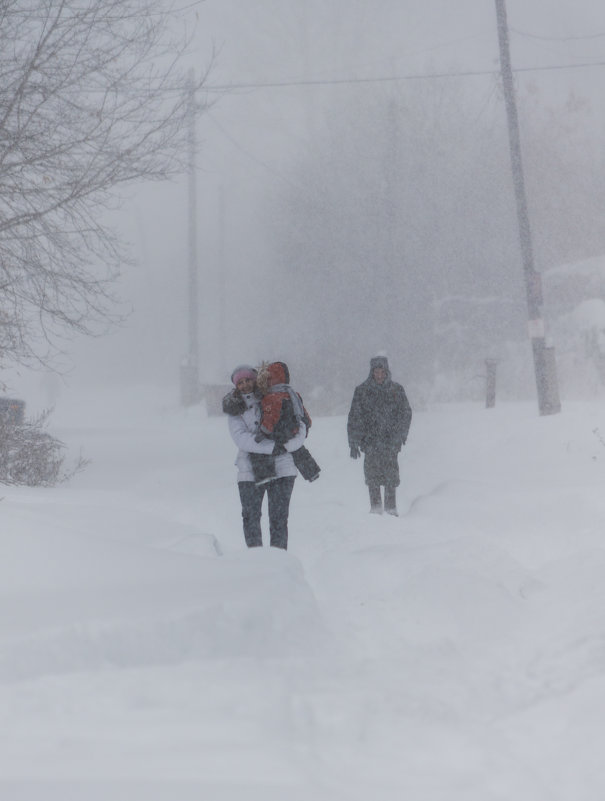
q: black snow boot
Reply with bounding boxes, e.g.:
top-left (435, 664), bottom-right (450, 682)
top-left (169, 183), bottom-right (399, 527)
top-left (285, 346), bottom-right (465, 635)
top-left (369, 485), bottom-right (382, 514)
top-left (384, 486), bottom-right (398, 516)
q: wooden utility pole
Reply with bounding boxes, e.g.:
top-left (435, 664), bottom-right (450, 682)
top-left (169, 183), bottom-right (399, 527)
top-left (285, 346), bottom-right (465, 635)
top-left (218, 184), bottom-right (226, 373)
top-left (485, 358), bottom-right (498, 408)
top-left (180, 69), bottom-right (199, 406)
top-left (494, 0), bottom-right (561, 415)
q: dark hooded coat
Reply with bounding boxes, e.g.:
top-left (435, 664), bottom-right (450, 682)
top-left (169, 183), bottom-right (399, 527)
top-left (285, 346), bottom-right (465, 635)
top-left (347, 356), bottom-right (412, 487)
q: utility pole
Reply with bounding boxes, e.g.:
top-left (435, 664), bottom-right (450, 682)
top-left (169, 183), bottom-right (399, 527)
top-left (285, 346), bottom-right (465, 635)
top-left (218, 184), bottom-right (226, 374)
top-left (180, 69), bottom-right (199, 406)
top-left (494, 0), bottom-right (561, 415)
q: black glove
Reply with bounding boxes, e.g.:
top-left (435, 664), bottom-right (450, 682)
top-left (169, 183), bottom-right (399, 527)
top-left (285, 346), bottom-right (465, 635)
top-left (350, 444), bottom-right (361, 459)
top-left (273, 442), bottom-right (287, 456)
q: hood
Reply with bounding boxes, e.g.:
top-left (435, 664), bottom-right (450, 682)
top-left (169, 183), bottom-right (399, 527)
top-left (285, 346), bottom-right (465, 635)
top-left (368, 355), bottom-right (391, 381)
top-left (267, 361), bottom-right (290, 386)
top-left (256, 361), bottom-right (291, 396)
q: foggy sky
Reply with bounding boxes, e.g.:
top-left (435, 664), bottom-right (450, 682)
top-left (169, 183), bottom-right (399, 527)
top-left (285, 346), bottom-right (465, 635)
top-left (12, 0), bottom-right (605, 407)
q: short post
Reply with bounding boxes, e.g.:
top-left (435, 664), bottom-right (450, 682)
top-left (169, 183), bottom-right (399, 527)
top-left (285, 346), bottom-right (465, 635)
top-left (485, 359), bottom-right (498, 408)
top-left (534, 344), bottom-right (561, 415)
top-left (180, 358), bottom-right (199, 407)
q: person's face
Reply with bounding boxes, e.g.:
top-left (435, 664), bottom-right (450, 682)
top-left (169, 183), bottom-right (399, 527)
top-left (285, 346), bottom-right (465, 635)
top-left (236, 377), bottom-right (255, 394)
top-left (373, 367), bottom-right (387, 384)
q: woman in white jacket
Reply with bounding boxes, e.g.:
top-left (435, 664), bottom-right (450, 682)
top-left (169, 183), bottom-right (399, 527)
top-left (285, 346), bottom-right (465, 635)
top-left (223, 364), bottom-right (306, 550)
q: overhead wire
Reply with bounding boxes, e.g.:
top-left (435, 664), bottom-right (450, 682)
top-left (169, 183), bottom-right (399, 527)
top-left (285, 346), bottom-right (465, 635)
top-left (202, 60), bottom-right (605, 94)
top-left (510, 26), bottom-right (605, 42)
top-left (204, 111), bottom-right (303, 192)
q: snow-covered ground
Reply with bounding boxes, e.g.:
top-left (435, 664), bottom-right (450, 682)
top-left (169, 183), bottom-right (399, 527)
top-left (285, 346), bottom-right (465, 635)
top-left (2, 386), bottom-right (605, 800)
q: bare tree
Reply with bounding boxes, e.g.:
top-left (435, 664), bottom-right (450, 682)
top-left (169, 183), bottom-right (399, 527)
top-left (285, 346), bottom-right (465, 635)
top-left (0, 407), bottom-right (89, 486)
top-left (0, 0), bottom-right (209, 366)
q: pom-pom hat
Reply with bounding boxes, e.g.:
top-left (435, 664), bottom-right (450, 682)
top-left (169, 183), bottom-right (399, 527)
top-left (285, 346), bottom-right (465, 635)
top-left (231, 364), bottom-right (257, 386)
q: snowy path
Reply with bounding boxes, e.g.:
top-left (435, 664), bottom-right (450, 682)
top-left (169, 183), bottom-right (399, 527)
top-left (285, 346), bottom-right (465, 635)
top-left (2, 390), bottom-right (605, 799)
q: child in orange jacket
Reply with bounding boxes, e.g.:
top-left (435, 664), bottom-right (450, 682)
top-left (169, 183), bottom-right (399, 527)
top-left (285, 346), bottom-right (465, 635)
top-left (251, 361), bottom-right (320, 486)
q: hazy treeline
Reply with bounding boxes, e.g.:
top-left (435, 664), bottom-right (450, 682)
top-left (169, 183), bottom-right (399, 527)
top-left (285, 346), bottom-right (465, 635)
top-left (263, 80), bottom-right (605, 406)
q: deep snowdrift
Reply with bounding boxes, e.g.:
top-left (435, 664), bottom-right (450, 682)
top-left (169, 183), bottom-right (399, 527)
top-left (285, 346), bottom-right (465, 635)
top-left (2, 387), bottom-right (605, 800)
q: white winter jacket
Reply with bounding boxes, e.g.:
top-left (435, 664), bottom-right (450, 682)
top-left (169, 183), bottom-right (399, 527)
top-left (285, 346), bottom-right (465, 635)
top-left (228, 391), bottom-right (306, 483)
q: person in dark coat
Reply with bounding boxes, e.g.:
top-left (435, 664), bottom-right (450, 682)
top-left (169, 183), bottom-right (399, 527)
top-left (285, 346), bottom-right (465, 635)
top-left (347, 355), bottom-right (412, 515)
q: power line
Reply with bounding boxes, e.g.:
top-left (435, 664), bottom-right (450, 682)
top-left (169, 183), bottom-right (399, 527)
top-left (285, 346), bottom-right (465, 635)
top-left (74, 57), bottom-right (605, 97)
top-left (205, 69), bottom-right (488, 92)
top-left (514, 60), bottom-right (605, 74)
top-left (510, 26), bottom-right (605, 42)
top-left (205, 112), bottom-right (302, 191)
top-left (203, 59), bottom-right (605, 93)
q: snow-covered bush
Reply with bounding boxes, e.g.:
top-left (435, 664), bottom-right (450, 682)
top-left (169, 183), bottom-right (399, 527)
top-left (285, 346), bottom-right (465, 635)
top-left (544, 258), bottom-right (605, 399)
top-left (0, 409), bottom-right (88, 487)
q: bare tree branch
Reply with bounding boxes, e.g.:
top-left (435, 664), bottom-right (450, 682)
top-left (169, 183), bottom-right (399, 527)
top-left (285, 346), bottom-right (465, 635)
top-left (0, 0), bottom-right (211, 366)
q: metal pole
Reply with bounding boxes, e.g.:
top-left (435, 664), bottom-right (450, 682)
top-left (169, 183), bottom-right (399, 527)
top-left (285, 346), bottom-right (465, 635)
top-left (218, 184), bottom-right (226, 374)
top-left (180, 69), bottom-right (199, 406)
top-left (485, 359), bottom-right (498, 408)
top-left (494, 0), bottom-right (560, 415)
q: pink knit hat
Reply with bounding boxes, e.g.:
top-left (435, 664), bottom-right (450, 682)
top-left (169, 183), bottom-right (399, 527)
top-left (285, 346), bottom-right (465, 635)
top-left (231, 364), bottom-right (257, 386)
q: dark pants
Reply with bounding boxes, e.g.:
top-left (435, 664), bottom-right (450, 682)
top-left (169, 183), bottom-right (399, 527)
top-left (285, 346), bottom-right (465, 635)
top-left (363, 446), bottom-right (400, 487)
top-left (238, 476), bottom-right (296, 550)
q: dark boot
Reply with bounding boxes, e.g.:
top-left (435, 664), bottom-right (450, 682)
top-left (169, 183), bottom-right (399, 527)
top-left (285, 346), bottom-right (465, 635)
top-left (369, 485), bottom-right (382, 514)
top-left (384, 486), bottom-right (398, 516)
